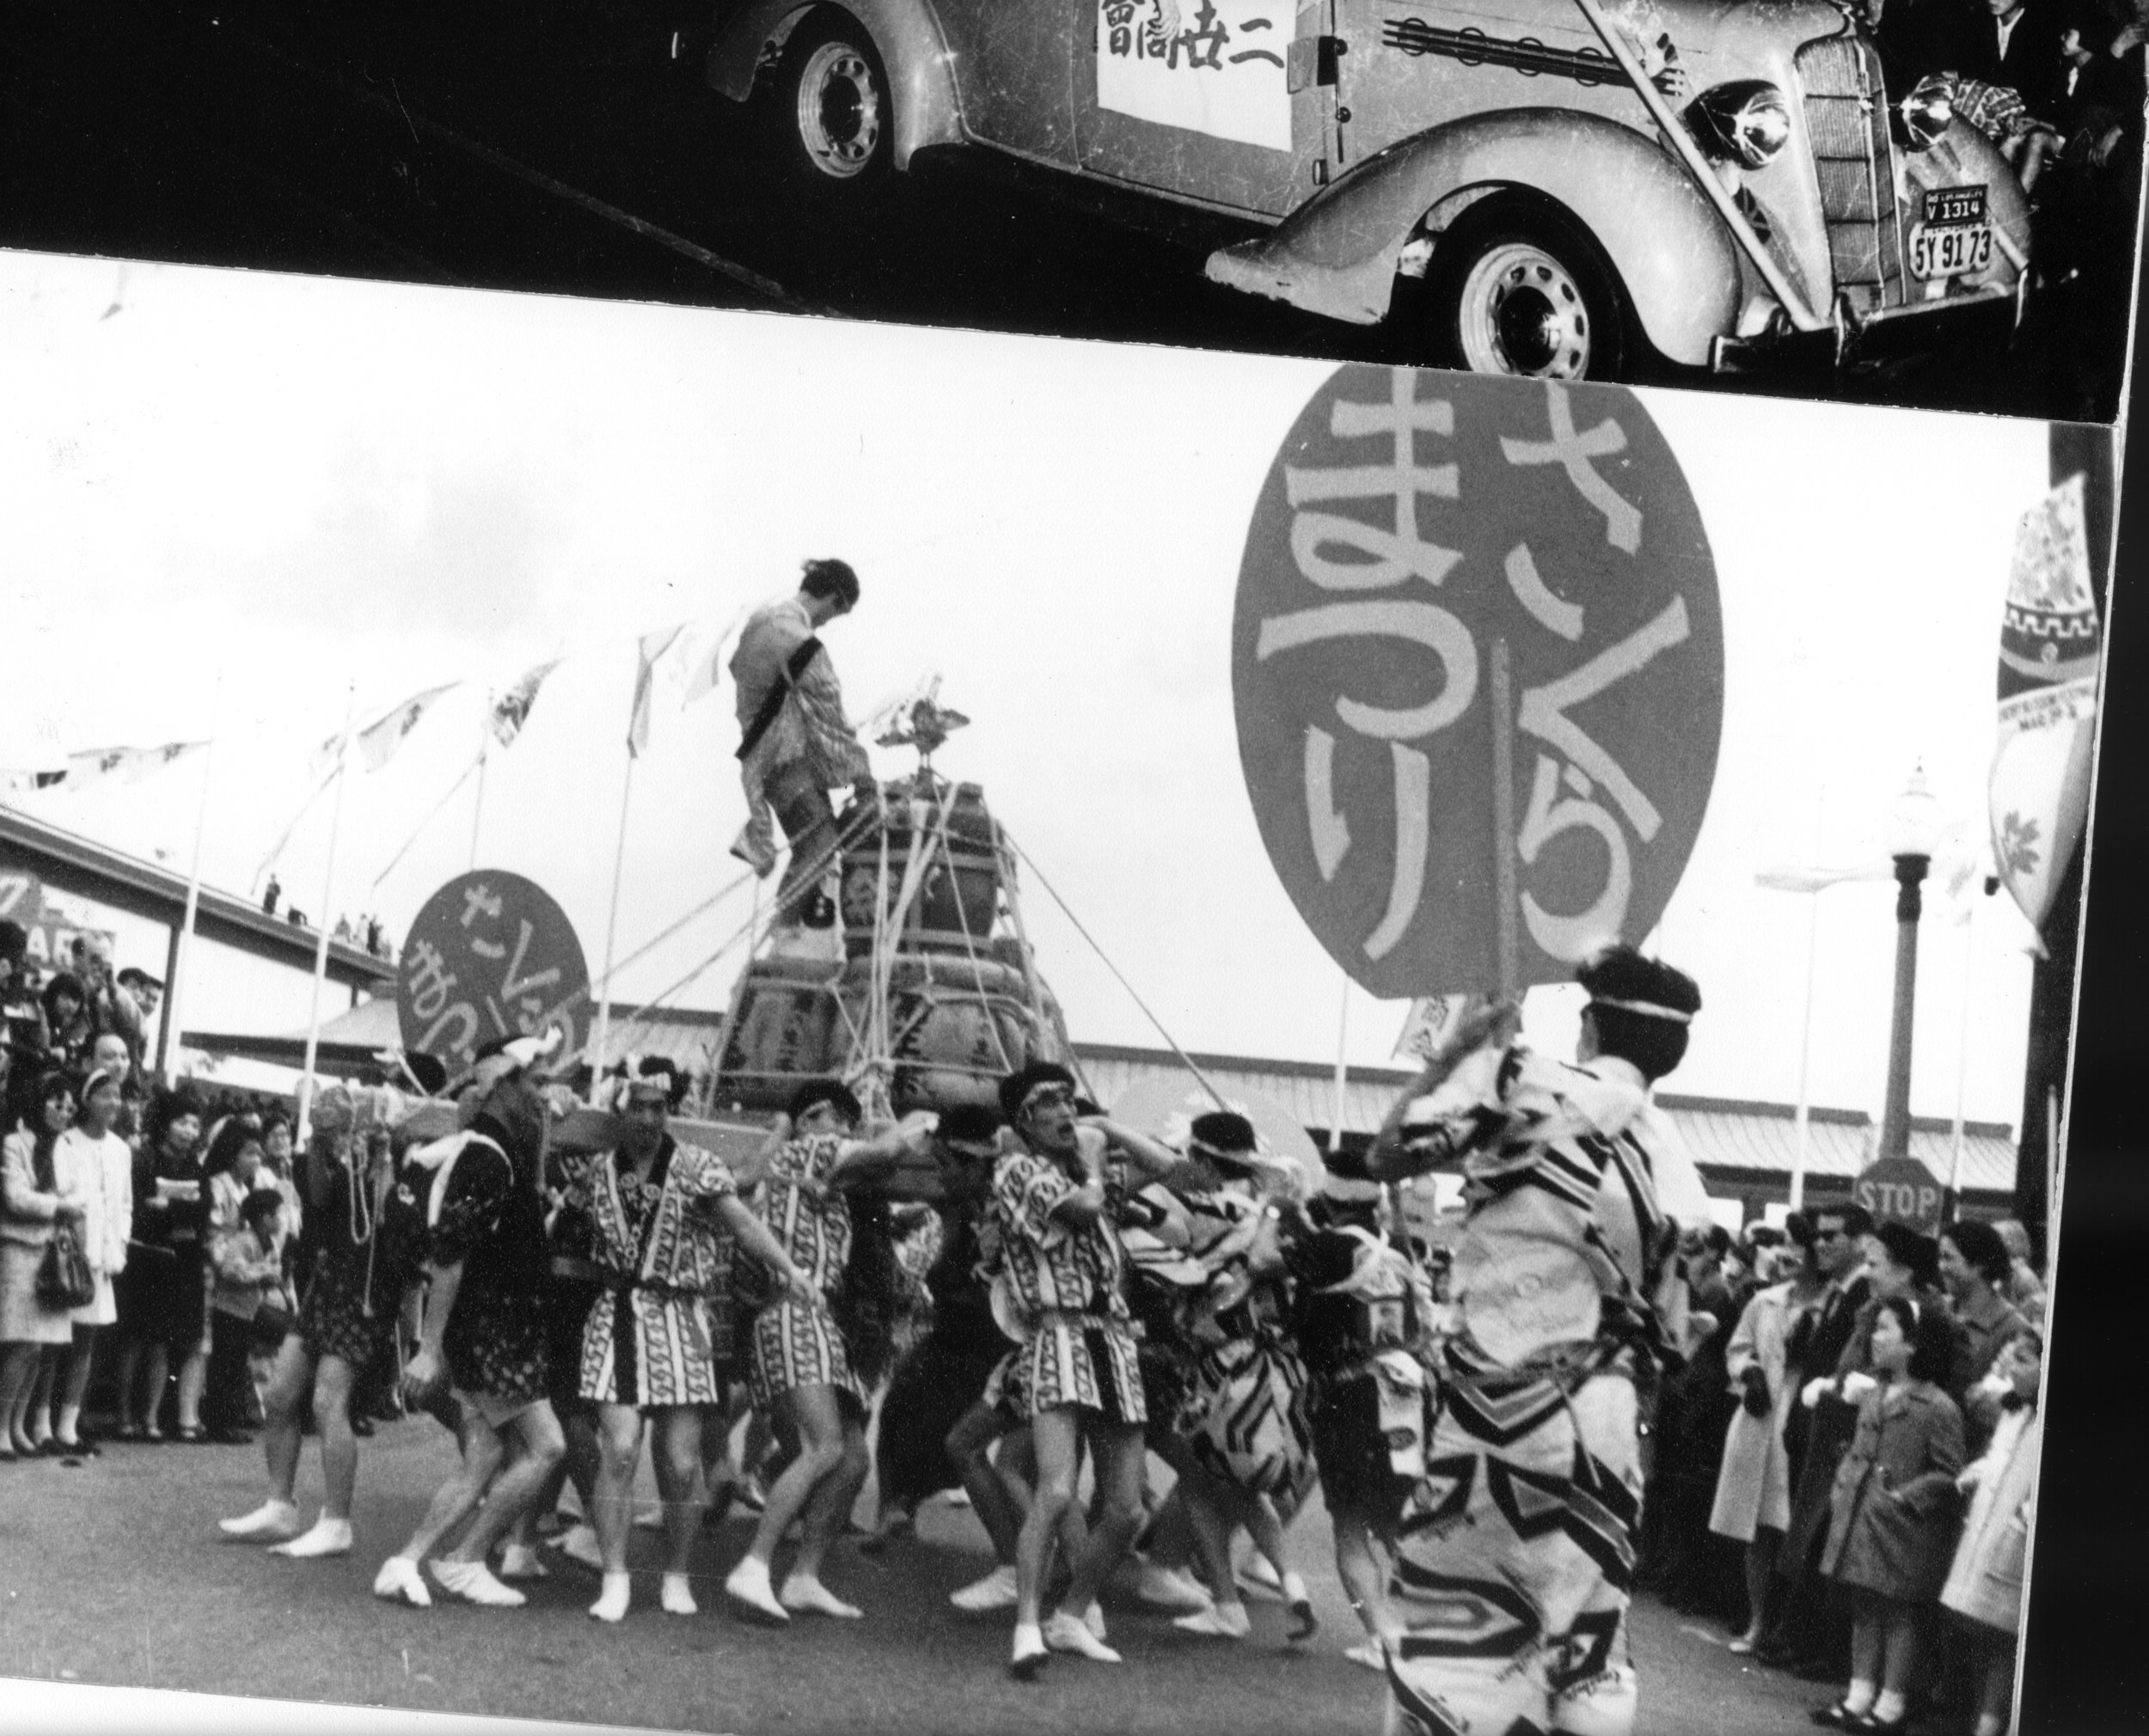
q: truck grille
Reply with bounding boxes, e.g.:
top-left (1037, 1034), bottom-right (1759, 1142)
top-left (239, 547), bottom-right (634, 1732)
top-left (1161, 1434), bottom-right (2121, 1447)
top-left (1795, 35), bottom-right (1906, 309)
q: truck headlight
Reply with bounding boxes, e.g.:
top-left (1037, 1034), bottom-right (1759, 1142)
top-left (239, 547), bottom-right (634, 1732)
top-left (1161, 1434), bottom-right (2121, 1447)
top-left (1899, 76), bottom-right (1953, 150)
top-left (1688, 80), bottom-right (1793, 169)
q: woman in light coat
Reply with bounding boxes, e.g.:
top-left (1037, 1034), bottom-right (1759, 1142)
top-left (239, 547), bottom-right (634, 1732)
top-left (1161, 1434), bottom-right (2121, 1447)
top-left (1708, 1255), bottom-right (1809, 1650)
top-left (0, 1073), bottom-right (87, 1457)
top-left (48, 1066), bottom-right (132, 1453)
top-left (1942, 1331), bottom-right (2042, 1736)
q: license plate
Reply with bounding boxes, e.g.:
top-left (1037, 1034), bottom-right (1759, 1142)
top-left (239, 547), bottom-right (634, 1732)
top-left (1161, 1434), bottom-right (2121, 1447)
top-left (1909, 220), bottom-right (1993, 281)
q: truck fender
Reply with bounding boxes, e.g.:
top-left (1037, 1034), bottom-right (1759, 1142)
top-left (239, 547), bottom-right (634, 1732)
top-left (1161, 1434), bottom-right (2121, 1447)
top-left (707, 0), bottom-right (964, 169)
top-left (1206, 107), bottom-right (1742, 367)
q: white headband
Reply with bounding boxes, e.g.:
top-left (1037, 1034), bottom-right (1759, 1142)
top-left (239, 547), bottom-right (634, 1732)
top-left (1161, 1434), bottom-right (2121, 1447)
top-left (1590, 995), bottom-right (1693, 1025)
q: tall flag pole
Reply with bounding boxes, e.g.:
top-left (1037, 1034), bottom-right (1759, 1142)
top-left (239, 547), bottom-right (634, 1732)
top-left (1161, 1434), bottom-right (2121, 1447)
top-left (592, 627), bottom-right (683, 1098)
top-left (297, 682), bottom-right (358, 1142)
top-left (157, 675), bottom-right (223, 1082)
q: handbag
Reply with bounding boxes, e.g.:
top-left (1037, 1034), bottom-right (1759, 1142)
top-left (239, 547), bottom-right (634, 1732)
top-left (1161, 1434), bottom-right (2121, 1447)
top-left (38, 1222), bottom-right (96, 1311)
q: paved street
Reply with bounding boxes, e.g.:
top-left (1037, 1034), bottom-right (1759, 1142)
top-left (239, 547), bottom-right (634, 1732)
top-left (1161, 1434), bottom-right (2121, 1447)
top-left (2, 1415), bottom-right (1830, 1734)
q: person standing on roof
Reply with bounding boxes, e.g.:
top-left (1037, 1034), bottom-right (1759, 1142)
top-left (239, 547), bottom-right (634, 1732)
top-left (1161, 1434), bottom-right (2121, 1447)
top-left (729, 558), bottom-right (878, 918)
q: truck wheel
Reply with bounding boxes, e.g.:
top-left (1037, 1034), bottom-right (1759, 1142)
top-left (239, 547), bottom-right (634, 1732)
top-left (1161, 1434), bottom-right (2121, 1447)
top-left (772, 15), bottom-right (890, 187)
top-left (1423, 199), bottom-right (1629, 382)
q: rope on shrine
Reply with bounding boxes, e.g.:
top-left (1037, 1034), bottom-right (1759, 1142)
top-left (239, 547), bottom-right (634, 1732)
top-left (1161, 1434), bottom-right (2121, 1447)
top-left (996, 826), bottom-right (1228, 1113)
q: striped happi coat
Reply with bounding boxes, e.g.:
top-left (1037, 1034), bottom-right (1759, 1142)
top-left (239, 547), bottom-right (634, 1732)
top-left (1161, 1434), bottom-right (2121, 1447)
top-left (1383, 1046), bottom-right (1708, 1736)
top-left (988, 1140), bottom-right (1145, 1425)
top-left (578, 1136), bottom-right (740, 1409)
top-left (747, 1132), bottom-right (867, 1411)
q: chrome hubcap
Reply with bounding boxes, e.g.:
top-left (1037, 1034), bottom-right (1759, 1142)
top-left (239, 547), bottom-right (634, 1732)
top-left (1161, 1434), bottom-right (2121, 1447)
top-left (1457, 241), bottom-right (1592, 379)
top-left (796, 40), bottom-right (883, 180)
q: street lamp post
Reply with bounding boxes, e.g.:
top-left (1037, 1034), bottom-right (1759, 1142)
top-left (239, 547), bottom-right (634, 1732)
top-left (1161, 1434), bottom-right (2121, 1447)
top-left (1877, 767), bottom-right (1942, 1164)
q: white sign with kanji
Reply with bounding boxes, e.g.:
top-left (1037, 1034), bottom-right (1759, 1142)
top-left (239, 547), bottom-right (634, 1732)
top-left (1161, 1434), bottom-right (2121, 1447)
top-left (1096, 0), bottom-right (1292, 150)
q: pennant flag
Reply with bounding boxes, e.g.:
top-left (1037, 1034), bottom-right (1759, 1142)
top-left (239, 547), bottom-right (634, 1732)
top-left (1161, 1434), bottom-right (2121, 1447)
top-left (489, 660), bottom-right (560, 749)
top-left (680, 605), bottom-right (750, 708)
top-left (628, 623), bottom-right (686, 757)
top-left (1988, 474), bottom-right (2101, 934)
top-left (1393, 994), bottom-right (1472, 1061)
top-left (16, 741), bottom-right (204, 794)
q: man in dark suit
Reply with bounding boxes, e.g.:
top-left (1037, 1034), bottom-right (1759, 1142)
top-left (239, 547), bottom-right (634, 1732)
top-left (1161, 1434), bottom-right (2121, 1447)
top-left (1966, 0), bottom-right (2067, 117)
top-left (1757, 1201), bottom-right (1874, 1672)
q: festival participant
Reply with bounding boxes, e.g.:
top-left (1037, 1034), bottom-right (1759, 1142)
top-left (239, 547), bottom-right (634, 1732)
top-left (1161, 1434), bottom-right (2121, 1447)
top-left (0, 1073), bottom-right (87, 1458)
top-left (220, 1086), bottom-right (408, 1559)
top-left (1811, 1297), bottom-right (1966, 1733)
top-left (989, 1060), bottom-right (1187, 1679)
top-left (1365, 945), bottom-right (1712, 1736)
top-left (113, 1087), bottom-right (211, 1442)
top-left (1256, 1150), bottom-right (1436, 1672)
top-left (578, 1073), bottom-right (808, 1623)
top-left (1141, 1111), bottom-right (1315, 1643)
top-left (49, 1065), bottom-right (132, 1456)
top-left (371, 1036), bottom-right (568, 1611)
top-left (867, 1104), bottom-right (1010, 1553)
top-left (727, 558), bottom-right (878, 916)
top-left (722, 1079), bottom-right (933, 1624)
top-left (1940, 1330), bottom-right (2042, 1736)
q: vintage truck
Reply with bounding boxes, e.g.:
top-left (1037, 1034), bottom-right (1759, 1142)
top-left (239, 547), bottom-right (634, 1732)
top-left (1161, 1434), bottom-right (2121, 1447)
top-left (704, 0), bottom-right (2030, 381)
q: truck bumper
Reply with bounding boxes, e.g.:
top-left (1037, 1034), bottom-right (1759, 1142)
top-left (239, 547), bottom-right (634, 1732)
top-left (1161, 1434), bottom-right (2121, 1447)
top-left (1710, 284), bottom-right (2021, 375)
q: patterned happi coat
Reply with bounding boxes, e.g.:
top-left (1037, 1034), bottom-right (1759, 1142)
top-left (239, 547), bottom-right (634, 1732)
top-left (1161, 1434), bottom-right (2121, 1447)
top-left (1383, 1046), bottom-right (1707, 1736)
top-left (747, 1131), bottom-right (868, 1410)
top-left (986, 1140), bottom-right (1146, 1426)
top-left (577, 1135), bottom-right (741, 1409)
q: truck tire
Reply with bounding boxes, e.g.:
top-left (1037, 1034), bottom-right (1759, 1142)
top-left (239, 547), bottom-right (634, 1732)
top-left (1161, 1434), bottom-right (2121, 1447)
top-left (1422, 195), bottom-right (1631, 382)
top-left (770, 12), bottom-right (891, 190)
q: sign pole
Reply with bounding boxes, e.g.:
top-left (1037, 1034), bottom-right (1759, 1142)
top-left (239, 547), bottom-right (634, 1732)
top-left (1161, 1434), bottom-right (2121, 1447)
top-left (1328, 972), bottom-right (1350, 1155)
top-left (1790, 892), bottom-right (1820, 1212)
top-left (158, 673), bottom-right (222, 1083)
top-left (590, 752), bottom-right (636, 1103)
top-left (1490, 639), bottom-right (1521, 999)
top-left (297, 683), bottom-right (357, 1140)
top-left (469, 712), bottom-right (489, 873)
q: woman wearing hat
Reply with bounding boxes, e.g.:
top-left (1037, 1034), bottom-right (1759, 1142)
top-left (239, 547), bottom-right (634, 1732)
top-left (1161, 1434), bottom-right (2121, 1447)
top-left (723, 1078), bottom-right (934, 1626)
top-left (0, 1071), bottom-right (87, 1457)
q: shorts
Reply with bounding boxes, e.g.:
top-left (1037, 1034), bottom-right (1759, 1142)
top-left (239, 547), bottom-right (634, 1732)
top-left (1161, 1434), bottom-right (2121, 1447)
top-left (451, 1387), bottom-right (549, 1432)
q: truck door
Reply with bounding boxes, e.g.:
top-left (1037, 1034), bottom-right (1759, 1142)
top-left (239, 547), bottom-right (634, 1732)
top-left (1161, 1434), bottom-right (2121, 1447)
top-left (1072, 0), bottom-right (1338, 217)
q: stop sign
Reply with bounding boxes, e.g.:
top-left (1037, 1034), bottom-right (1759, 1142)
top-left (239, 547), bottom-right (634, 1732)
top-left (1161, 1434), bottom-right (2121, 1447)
top-left (1854, 1155), bottom-right (1945, 1234)
top-left (1234, 368), bottom-right (1723, 999)
top-left (397, 871), bottom-right (591, 1074)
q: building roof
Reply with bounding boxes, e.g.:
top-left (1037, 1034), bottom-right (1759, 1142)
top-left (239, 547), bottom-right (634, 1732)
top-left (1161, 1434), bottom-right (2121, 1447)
top-left (0, 804), bottom-right (391, 991)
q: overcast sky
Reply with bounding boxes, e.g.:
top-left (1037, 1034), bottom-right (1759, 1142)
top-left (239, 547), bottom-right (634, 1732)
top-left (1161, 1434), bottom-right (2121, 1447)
top-left (0, 249), bottom-right (2072, 1132)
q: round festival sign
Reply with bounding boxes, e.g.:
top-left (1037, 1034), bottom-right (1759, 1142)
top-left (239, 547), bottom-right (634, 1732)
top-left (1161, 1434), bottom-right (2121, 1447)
top-left (1234, 368), bottom-right (1723, 999)
top-left (396, 870), bottom-right (591, 1073)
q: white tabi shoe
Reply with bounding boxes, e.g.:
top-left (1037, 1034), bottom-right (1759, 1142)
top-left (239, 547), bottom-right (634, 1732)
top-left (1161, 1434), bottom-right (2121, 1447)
top-left (1042, 1611), bottom-right (1123, 1663)
top-left (547, 1522), bottom-right (604, 1573)
top-left (780, 1574), bottom-right (863, 1618)
top-left (372, 1556), bottom-right (432, 1608)
top-left (429, 1559), bottom-right (527, 1608)
top-left (496, 1543), bottom-right (548, 1581)
top-left (724, 1558), bottom-right (791, 1626)
top-left (1234, 1554), bottom-right (1284, 1600)
top-left (1135, 1563), bottom-right (1213, 1613)
top-left (220, 1498), bottom-right (302, 1543)
top-left (1009, 1622), bottom-right (1050, 1682)
top-left (949, 1563), bottom-right (1020, 1612)
top-left (589, 1572), bottom-right (632, 1623)
top-left (269, 1516), bottom-right (352, 1559)
top-left (1173, 1601), bottom-right (1252, 1640)
top-left (660, 1573), bottom-right (698, 1617)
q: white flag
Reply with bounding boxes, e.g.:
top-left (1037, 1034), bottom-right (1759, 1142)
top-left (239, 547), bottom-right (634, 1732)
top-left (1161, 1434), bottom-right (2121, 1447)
top-left (628, 624), bottom-right (686, 757)
top-left (680, 605), bottom-right (750, 708)
top-left (1393, 994), bottom-right (1472, 1061)
top-left (346, 683), bottom-right (459, 773)
top-left (29, 741), bottom-right (203, 793)
top-left (1989, 475), bottom-right (2101, 933)
top-left (489, 660), bottom-right (560, 749)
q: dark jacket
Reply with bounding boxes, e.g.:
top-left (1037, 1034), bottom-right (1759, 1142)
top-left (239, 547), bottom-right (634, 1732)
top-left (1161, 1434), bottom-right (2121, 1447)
top-left (1821, 1377), bottom-right (1966, 1601)
top-left (1962, 0), bottom-right (2067, 116)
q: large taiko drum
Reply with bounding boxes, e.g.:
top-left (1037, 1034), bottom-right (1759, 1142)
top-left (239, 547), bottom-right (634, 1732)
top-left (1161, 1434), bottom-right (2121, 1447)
top-left (848, 954), bottom-right (1048, 1116)
top-left (839, 781), bottom-right (1001, 958)
top-left (713, 957), bottom-right (845, 1110)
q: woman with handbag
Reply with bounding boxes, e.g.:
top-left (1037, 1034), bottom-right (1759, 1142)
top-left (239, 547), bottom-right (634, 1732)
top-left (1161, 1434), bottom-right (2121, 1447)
top-left (0, 1071), bottom-right (89, 1458)
top-left (46, 1066), bottom-right (133, 1455)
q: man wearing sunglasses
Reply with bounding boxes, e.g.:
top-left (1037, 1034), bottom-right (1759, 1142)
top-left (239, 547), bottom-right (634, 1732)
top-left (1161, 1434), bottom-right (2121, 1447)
top-left (990, 1061), bottom-right (1185, 1679)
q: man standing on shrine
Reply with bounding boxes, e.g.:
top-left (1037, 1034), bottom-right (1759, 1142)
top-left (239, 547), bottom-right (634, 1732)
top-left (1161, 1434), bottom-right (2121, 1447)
top-left (729, 558), bottom-right (877, 920)
top-left (1367, 944), bottom-right (1711, 1736)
